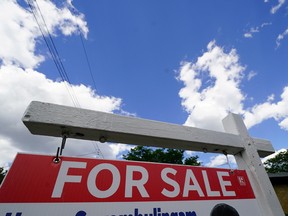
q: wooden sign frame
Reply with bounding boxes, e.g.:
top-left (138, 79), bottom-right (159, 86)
top-left (21, 101), bottom-right (284, 216)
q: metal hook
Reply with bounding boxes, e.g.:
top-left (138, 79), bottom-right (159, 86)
top-left (223, 150), bottom-right (234, 174)
top-left (53, 133), bottom-right (68, 164)
top-left (53, 147), bottom-right (61, 163)
top-left (60, 134), bottom-right (67, 156)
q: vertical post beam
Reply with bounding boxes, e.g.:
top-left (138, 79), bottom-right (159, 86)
top-left (222, 113), bottom-right (284, 216)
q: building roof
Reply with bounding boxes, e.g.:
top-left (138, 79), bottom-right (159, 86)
top-left (268, 172), bottom-right (288, 184)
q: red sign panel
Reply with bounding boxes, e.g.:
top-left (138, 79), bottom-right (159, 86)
top-left (0, 153), bottom-right (254, 203)
top-left (0, 153), bottom-right (261, 216)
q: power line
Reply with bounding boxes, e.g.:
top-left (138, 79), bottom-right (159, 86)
top-left (93, 142), bottom-right (104, 159)
top-left (79, 32), bottom-right (97, 91)
top-left (27, 0), bottom-right (81, 108)
top-left (79, 33), bottom-right (104, 158)
top-left (76, 15), bottom-right (105, 158)
top-left (28, 0), bottom-right (104, 158)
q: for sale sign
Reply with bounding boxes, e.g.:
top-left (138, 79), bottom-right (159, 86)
top-left (0, 153), bottom-right (262, 216)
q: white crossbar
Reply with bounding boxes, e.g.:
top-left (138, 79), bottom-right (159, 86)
top-left (22, 101), bottom-right (274, 157)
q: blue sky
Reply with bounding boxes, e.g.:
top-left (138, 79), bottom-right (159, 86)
top-left (0, 0), bottom-right (287, 168)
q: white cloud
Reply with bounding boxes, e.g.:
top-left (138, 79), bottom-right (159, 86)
top-left (0, 136), bottom-right (21, 170)
top-left (205, 154), bottom-right (236, 168)
top-left (243, 23), bottom-right (271, 38)
top-left (244, 27), bottom-right (259, 38)
top-left (178, 41), bottom-right (245, 131)
top-left (271, 0), bottom-right (286, 14)
top-left (279, 118), bottom-right (288, 130)
top-left (247, 70), bottom-right (257, 81)
top-left (244, 33), bottom-right (253, 38)
top-left (265, 0), bottom-right (288, 47)
top-left (276, 28), bottom-right (288, 48)
top-left (177, 41), bottom-right (287, 168)
top-left (244, 87), bottom-right (288, 130)
top-left (185, 150), bottom-right (196, 157)
top-left (261, 148), bottom-right (287, 164)
top-left (31, 0), bottom-right (88, 38)
top-left (261, 22), bottom-right (272, 28)
top-left (178, 41), bottom-right (288, 134)
top-left (109, 144), bottom-right (135, 159)
top-left (0, 0), bottom-right (88, 69)
top-left (0, 0), bottom-right (125, 168)
top-left (0, 65), bottom-right (123, 167)
top-left (267, 94), bottom-right (275, 102)
top-left (0, 0), bottom-right (41, 68)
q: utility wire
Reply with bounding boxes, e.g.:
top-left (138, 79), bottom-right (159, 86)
top-left (75, 11), bottom-right (105, 158)
top-left (27, 0), bottom-right (81, 108)
top-left (79, 31), bottom-right (104, 158)
top-left (79, 32), bottom-right (97, 91)
top-left (79, 33), bottom-right (104, 158)
top-left (29, 0), bottom-right (104, 158)
top-left (93, 142), bottom-right (104, 159)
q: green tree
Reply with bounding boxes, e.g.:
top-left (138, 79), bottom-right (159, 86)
top-left (0, 167), bottom-right (7, 184)
top-left (264, 150), bottom-right (288, 173)
top-left (184, 155), bottom-right (201, 166)
top-left (123, 146), bottom-right (201, 166)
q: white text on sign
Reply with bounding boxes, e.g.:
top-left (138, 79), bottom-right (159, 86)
top-left (52, 161), bottom-right (236, 199)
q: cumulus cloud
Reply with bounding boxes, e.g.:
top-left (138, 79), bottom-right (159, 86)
top-left (0, 0), bottom-right (124, 168)
top-left (0, 0), bottom-right (41, 68)
top-left (205, 154), bottom-right (236, 168)
top-left (178, 41), bottom-right (288, 166)
top-left (0, 0), bottom-right (88, 69)
top-left (177, 40), bottom-right (245, 131)
top-left (178, 41), bottom-right (288, 133)
top-left (0, 63), bottom-right (123, 168)
top-left (30, 0), bottom-right (88, 38)
top-left (244, 87), bottom-right (288, 130)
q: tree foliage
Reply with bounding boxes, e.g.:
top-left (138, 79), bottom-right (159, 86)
top-left (264, 150), bottom-right (288, 173)
top-left (0, 167), bottom-right (7, 184)
top-left (123, 146), bottom-right (201, 166)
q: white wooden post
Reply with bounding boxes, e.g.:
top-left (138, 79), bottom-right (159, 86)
top-left (223, 113), bottom-right (285, 216)
top-left (22, 101), bottom-right (285, 215)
